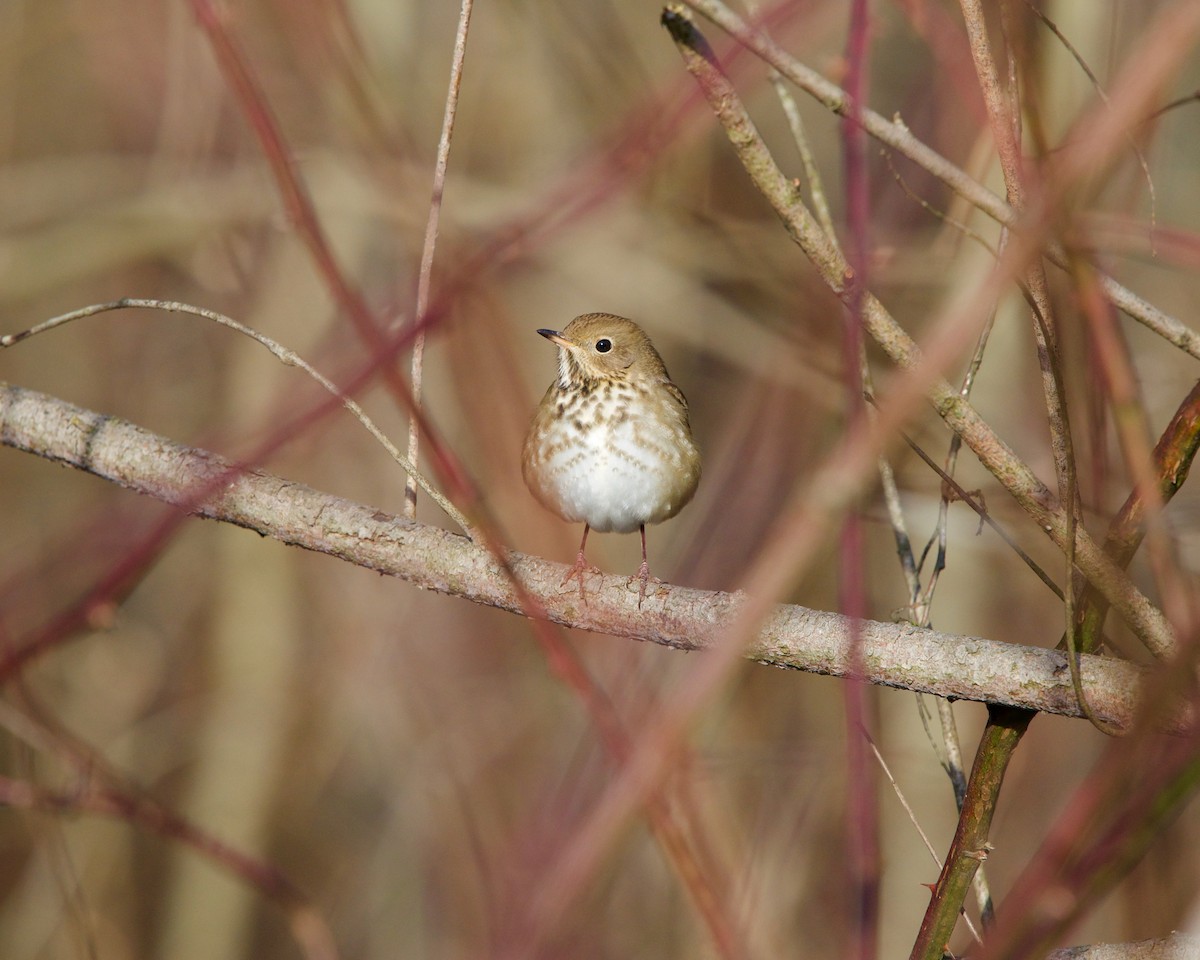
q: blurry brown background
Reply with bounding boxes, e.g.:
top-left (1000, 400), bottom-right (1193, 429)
top-left (2, 1), bottom-right (1200, 957)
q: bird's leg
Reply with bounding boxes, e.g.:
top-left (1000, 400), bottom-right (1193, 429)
top-left (561, 524), bottom-right (598, 604)
top-left (632, 524), bottom-right (656, 609)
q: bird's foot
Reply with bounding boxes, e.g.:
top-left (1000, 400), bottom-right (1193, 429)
top-left (561, 550), bottom-right (601, 605)
top-left (628, 560), bottom-right (664, 610)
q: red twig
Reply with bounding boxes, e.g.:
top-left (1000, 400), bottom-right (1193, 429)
top-left (840, 0), bottom-right (880, 956)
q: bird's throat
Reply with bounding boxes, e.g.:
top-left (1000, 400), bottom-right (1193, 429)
top-left (556, 349), bottom-right (575, 389)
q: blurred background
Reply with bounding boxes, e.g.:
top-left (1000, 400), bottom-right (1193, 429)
top-left (2, 0), bottom-right (1200, 957)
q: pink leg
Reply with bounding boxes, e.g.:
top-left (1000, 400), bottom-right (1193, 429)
top-left (561, 524), bottom-right (597, 603)
top-left (634, 524), bottom-right (652, 609)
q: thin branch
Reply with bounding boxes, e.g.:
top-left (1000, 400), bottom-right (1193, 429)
top-left (406, 0), bottom-right (473, 518)
top-left (960, 0), bottom-right (1080, 531)
top-left (840, 0), bottom-right (881, 948)
top-left (886, 406), bottom-right (1064, 602)
top-left (1147, 89), bottom-right (1200, 120)
top-left (743, 0), bottom-right (840, 247)
top-left (883, 148), bottom-right (999, 258)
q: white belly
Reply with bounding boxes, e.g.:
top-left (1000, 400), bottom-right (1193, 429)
top-left (527, 405), bottom-right (698, 533)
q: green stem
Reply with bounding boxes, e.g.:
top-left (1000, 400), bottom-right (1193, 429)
top-left (908, 706), bottom-right (1032, 960)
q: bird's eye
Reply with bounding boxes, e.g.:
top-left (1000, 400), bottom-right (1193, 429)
top-left (595, 338), bottom-right (612, 353)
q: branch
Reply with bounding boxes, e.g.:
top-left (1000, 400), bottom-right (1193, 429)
top-left (1046, 933), bottom-right (1200, 960)
top-left (0, 381), bottom-right (1179, 732)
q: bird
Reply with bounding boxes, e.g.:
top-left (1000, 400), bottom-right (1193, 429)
top-left (522, 313), bottom-right (701, 608)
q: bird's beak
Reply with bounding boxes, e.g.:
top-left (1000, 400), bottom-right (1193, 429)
top-left (537, 328), bottom-right (573, 350)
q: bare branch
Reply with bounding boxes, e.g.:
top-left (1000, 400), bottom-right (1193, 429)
top-left (0, 381), bottom-right (1177, 732)
top-left (406, 0), bottom-right (474, 518)
top-left (1046, 933), bottom-right (1200, 960)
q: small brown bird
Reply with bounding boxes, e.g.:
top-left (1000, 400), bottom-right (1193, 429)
top-left (522, 313), bottom-right (701, 607)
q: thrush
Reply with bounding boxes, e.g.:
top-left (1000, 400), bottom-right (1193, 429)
top-left (522, 313), bottom-right (701, 607)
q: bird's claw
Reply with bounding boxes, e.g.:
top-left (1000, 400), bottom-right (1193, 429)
top-left (561, 550), bottom-right (601, 605)
top-left (628, 560), bottom-right (664, 610)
